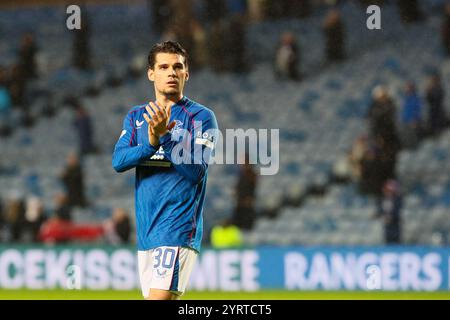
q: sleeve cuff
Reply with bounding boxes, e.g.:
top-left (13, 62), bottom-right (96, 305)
top-left (141, 143), bottom-right (158, 156)
top-left (158, 132), bottom-right (172, 146)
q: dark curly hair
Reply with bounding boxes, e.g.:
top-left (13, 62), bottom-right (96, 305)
top-left (147, 41), bottom-right (189, 70)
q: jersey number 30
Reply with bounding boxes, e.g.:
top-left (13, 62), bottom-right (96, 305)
top-left (153, 247), bottom-right (176, 269)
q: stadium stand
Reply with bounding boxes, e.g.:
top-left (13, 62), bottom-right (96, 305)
top-left (0, 0), bottom-right (449, 247)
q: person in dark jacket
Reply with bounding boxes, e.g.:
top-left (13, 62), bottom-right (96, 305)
top-left (233, 154), bottom-right (258, 230)
top-left (73, 101), bottom-right (97, 155)
top-left (375, 179), bottom-right (403, 244)
top-left (400, 82), bottom-right (422, 149)
top-left (442, 4), bottom-right (450, 56)
top-left (426, 73), bottom-right (448, 135)
top-left (60, 153), bottom-right (88, 208)
top-left (322, 8), bottom-right (346, 63)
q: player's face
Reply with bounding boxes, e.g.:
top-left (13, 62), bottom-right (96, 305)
top-left (148, 53), bottom-right (189, 97)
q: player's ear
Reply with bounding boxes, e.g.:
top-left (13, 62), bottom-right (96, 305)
top-left (185, 69), bottom-right (189, 82)
top-left (147, 68), bottom-right (155, 82)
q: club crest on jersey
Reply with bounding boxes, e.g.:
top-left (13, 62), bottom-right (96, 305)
top-left (170, 120), bottom-right (184, 135)
top-left (156, 268), bottom-right (168, 277)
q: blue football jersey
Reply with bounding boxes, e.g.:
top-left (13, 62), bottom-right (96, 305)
top-left (112, 96), bottom-right (218, 252)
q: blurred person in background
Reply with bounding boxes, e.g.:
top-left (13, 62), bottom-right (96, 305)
top-left (190, 19), bottom-right (208, 70)
top-left (348, 134), bottom-right (369, 182)
top-left (426, 72), bottom-right (448, 135)
top-left (322, 8), bottom-right (345, 64)
top-left (203, 0), bottom-right (228, 25)
top-left (0, 65), bottom-right (12, 136)
top-left (170, 0), bottom-right (196, 69)
top-left (367, 86), bottom-right (400, 152)
top-left (228, 13), bottom-right (248, 73)
top-left (149, 0), bottom-right (173, 36)
top-left (208, 20), bottom-right (228, 72)
top-left (274, 31), bottom-right (301, 81)
top-left (210, 218), bottom-right (243, 248)
top-left (4, 194), bottom-right (26, 242)
top-left (60, 153), bottom-right (88, 208)
top-left (103, 207), bottom-right (132, 244)
top-left (72, 5), bottom-right (92, 71)
top-left (396, 0), bottom-right (423, 24)
top-left (0, 196), bottom-right (5, 241)
top-left (374, 179), bottom-right (403, 244)
top-left (400, 81), bottom-right (423, 149)
top-left (358, 140), bottom-right (383, 196)
top-left (72, 100), bottom-right (97, 156)
top-left (18, 33), bottom-right (38, 80)
top-left (442, 4), bottom-right (450, 56)
top-left (233, 154), bottom-right (258, 230)
top-left (9, 64), bottom-right (27, 109)
top-left (23, 196), bottom-right (47, 242)
top-left (364, 86), bottom-right (401, 195)
top-left (54, 193), bottom-right (72, 221)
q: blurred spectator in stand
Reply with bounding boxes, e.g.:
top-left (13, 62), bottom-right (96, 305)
top-left (232, 154), bottom-right (258, 230)
top-left (358, 139), bottom-right (385, 196)
top-left (348, 134), bottom-right (369, 182)
top-left (272, 0), bottom-right (312, 19)
top-left (274, 31), bottom-right (301, 81)
top-left (426, 73), bottom-right (448, 135)
top-left (364, 86), bottom-right (401, 195)
top-left (4, 194), bottom-right (26, 242)
top-left (72, 100), bottom-right (97, 155)
top-left (23, 196), bottom-right (46, 242)
top-left (374, 179), bottom-right (403, 244)
top-left (374, 133), bottom-right (398, 191)
top-left (442, 4), bottom-right (450, 56)
top-left (9, 64), bottom-right (27, 109)
top-left (210, 218), bottom-right (243, 248)
top-left (148, 0), bottom-right (173, 36)
top-left (60, 153), bottom-right (88, 208)
top-left (72, 5), bottom-right (92, 70)
top-left (18, 33), bottom-right (38, 80)
top-left (397, 0), bottom-right (423, 24)
top-left (295, 0), bottom-right (312, 19)
top-left (191, 19), bottom-right (208, 70)
top-left (367, 86), bottom-right (400, 151)
top-left (208, 20), bottom-right (228, 72)
top-left (54, 193), bottom-right (72, 221)
top-left (0, 196), bottom-right (4, 241)
top-left (247, 0), bottom-right (266, 22)
top-left (322, 8), bottom-right (346, 64)
top-left (103, 208), bottom-right (131, 244)
top-left (0, 66), bottom-right (12, 136)
top-left (400, 82), bottom-right (423, 149)
top-left (203, 0), bottom-right (228, 25)
top-left (264, 0), bottom-right (289, 19)
top-left (228, 14), bottom-right (248, 73)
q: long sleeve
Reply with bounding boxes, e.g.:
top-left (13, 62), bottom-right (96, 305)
top-left (158, 109), bottom-right (218, 184)
top-left (112, 111), bottom-right (158, 173)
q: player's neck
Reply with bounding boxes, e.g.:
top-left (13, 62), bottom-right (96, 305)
top-left (155, 93), bottom-right (184, 109)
